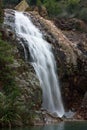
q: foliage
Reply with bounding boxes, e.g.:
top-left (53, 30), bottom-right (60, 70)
top-left (2, 0), bottom-right (87, 21)
top-left (0, 34), bottom-right (21, 126)
top-left (43, 0), bottom-right (62, 16)
top-left (0, 34), bottom-right (37, 127)
top-left (0, 92), bottom-right (21, 127)
top-left (66, 0), bottom-right (80, 14)
top-left (29, 0), bottom-right (37, 5)
top-left (78, 8), bottom-right (87, 22)
top-left (3, 0), bottom-right (21, 7)
top-left (0, 1), bottom-right (39, 124)
top-left (0, 0), bottom-right (3, 24)
top-left (37, 0), bottom-right (42, 6)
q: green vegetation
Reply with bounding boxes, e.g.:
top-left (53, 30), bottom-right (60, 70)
top-left (0, 3), bottom-right (37, 127)
top-left (66, 0), bottom-right (80, 14)
top-left (78, 8), bottom-right (87, 22)
top-left (0, 33), bottom-right (37, 127)
top-left (0, 3), bottom-right (20, 127)
top-left (0, 29), bottom-right (38, 127)
top-left (0, 0), bottom-right (3, 24)
top-left (42, 0), bottom-right (80, 18)
top-left (3, 0), bottom-right (87, 22)
top-left (3, 0), bottom-right (21, 7)
top-left (0, 33), bottom-right (21, 127)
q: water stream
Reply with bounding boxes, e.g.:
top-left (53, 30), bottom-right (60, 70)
top-left (1, 121), bottom-right (87, 130)
top-left (15, 11), bottom-right (64, 117)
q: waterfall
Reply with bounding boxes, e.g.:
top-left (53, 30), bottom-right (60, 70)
top-left (15, 11), bottom-right (64, 117)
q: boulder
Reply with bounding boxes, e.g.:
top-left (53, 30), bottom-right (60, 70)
top-left (15, 0), bottom-right (29, 12)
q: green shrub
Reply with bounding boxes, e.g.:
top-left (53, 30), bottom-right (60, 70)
top-left (78, 8), bottom-right (87, 22)
top-left (0, 34), bottom-right (37, 127)
top-left (0, 0), bottom-right (3, 25)
top-left (0, 34), bottom-right (21, 127)
top-left (66, 0), bottom-right (80, 14)
top-left (44, 0), bottom-right (62, 17)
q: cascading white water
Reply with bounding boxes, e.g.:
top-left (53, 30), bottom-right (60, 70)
top-left (15, 11), bottom-right (64, 117)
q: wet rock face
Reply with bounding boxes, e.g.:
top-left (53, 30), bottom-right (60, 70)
top-left (75, 92), bottom-right (87, 120)
top-left (3, 9), bottom-right (63, 124)
top-left (4, 9), bottom-right (15, 31)
top-left (4, 9), bottom-right (87, 120)
top-left (3, 9), bottom-right (42, 125)
top-left (61, 30), bottom-right (87, 111)
top-left (11, 45), bottom-right (42, 125)
top-left (27, 12), bottom-right (87, 113)
top-left (80, 92), bottom-right (87, 119)
top-left (13, 47), bottom-right (42, 110)
top-left (4, 9), bottom-right (43, 106)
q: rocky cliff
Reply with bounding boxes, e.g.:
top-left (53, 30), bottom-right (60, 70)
top-left (2, 9), bottom-right (62, 126)
top-left (3, 9), bottom-right (87, 121)
top-left (27, 11), bottom-right (87, 115)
